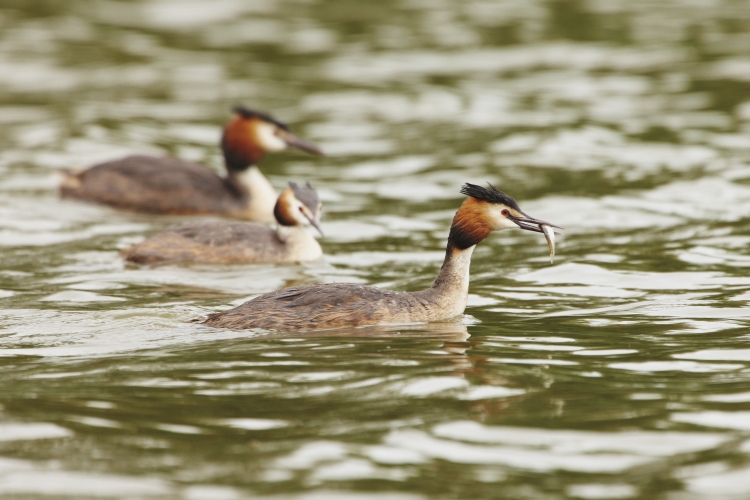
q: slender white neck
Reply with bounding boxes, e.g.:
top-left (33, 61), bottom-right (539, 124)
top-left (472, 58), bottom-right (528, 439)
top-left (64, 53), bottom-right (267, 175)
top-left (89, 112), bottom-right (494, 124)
top-left (230, 166), bottom-right (277, 223)
top-left (427, 245), bottom-right (475, 315)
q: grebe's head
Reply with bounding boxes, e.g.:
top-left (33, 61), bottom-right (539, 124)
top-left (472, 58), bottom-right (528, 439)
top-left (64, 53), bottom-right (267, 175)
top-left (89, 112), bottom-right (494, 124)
top-left (448, 183), bottom-right (561, 250)
top-left (221, 106), bottom-right (323, 172)
top-left (274, 182), bottom-right (323, 235)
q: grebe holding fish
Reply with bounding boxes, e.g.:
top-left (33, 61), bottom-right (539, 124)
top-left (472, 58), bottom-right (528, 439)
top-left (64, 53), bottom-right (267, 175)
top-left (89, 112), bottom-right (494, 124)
top-left (199, 183), bottom-right (561, 331)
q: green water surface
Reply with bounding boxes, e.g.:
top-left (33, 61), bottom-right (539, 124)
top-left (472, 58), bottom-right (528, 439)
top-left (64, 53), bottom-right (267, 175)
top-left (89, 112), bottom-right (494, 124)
top-left (1, 0), bottom-right (750, 498)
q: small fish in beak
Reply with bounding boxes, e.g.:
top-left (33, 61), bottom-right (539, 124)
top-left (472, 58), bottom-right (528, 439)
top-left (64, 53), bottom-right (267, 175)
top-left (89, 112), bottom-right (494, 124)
top-left (542, 224), bottom-right (555, 263)
top-left (506, 213), bottom-right (561, 265)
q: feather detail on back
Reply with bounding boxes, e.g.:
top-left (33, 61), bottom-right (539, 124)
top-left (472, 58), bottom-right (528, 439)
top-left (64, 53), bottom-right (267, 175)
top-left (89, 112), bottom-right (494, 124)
top-left (201, 283), bottom-right (443, 331)
top-left (60, 155), bottom-right (256, 217)
top-left (122, 221), bottom-right (321, 265)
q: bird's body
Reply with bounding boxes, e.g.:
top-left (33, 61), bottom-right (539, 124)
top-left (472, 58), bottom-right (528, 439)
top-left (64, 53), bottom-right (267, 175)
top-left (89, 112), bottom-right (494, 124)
top-left (202, 247), bottom-right (472, 330)
top-left (201, 183), bottom-right (560, 331)
top-left (60, 155), bottom-right (275, 221)
top-left (60, 107), bottom-right (321, 223)
top-left (122, 183), bottom-right (323, 265)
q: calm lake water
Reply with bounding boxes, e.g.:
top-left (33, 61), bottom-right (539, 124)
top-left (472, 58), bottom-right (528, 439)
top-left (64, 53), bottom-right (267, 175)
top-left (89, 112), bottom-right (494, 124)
top-left (1, 0), bottom-right (750, 498)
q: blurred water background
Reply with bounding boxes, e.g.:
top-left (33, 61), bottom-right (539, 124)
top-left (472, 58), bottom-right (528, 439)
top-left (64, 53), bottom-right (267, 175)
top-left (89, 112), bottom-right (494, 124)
top-left (1, 0), bottom-right (750, 498)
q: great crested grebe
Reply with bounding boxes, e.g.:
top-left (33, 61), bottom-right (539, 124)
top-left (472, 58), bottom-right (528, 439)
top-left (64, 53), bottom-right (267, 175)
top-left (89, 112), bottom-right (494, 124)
top-left (60, 106), bottom-right (322, 223)
top-left (121, 182), bottom-right (323, 265)
top-left (200, 183), bottom-right (560, 331)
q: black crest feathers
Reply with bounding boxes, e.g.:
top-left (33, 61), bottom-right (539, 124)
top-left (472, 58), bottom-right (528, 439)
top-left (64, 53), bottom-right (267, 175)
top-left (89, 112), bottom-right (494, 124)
top-left (460, 183), bottom-right (521, 211)
top-left (447, 183), bottom-right (523, 250)
top-left (232, 105), bottom-right (290, 131)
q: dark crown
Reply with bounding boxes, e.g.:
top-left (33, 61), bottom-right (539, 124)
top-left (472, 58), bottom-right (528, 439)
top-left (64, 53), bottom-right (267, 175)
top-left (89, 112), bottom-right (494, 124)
top-left (232, 105), bottom-right (290, 131)
top-left (289, 182), bottom-right (319, 213)
top-left (461, 183), bottom-right (522, 211)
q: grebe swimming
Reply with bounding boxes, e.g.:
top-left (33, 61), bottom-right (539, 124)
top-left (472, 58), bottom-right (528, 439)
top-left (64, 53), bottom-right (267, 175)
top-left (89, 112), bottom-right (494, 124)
top-left (122, 182), bottom-right (323, 265)
top-left (200, 183), bottom-right (560, 331)
top-left (60, 106), bottom-right (322, 223)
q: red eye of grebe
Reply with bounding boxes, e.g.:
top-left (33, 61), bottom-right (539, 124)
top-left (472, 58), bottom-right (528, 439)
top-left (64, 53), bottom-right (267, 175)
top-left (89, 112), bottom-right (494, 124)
top-left (501, 209), bottom-right (509, 216)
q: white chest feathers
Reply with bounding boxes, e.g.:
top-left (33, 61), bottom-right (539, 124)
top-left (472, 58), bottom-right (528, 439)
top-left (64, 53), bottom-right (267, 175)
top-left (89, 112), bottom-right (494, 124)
top-left (275, 225), bottom-right (322, 261)
top-left (232, 166), bottom-right (277, 223)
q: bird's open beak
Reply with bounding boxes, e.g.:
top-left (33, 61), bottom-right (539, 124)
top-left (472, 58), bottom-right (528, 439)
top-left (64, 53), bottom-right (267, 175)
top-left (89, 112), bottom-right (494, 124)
top-left (277, 130), bottom-right (324, 156)
top-left (508, 214), bottom-right (563, 234)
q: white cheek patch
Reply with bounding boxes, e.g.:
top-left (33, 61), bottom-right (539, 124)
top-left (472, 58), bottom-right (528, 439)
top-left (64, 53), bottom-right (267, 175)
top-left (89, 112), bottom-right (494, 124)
top-left (489, 205), bottom-right (519, 230)
top-left (499, 217), bottom-right (520, 230)
top-left (291, 203), bottom-right (311, 226)
top-left (255, 122), bottom-right (287, 152)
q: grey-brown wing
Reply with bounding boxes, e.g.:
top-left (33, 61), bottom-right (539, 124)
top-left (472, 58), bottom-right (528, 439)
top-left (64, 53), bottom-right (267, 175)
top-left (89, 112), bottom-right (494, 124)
top-left (171, 222), bottom-right (276, 247)
top-left (276, 284), bottom-right (396, 308)
top-left (62, 155), bottom-right (241, 214)
top-left (123, 221), bottom-right (278, 264)
top-left (202, 284), bottom-right (407, 330)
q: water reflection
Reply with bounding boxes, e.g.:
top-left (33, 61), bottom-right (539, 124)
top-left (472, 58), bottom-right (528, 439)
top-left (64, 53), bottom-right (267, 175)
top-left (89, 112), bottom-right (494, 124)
top-left (2, 0), bottom-right (750, 497)
top-left (242, 319), bottom-right (471, 341)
